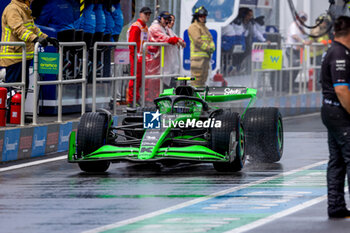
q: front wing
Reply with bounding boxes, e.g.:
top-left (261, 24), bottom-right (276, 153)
top-left (68, 132), bottom-right (227, 163)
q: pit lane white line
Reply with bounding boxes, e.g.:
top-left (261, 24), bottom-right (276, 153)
top-left (0, 155), bottom-right (66, 173)
top-left (283, 112), bottom-right (320, 120)
top-left (82, 159), bottom-right (328, 233)
top-left (225, 195), bottom-right (328, 233)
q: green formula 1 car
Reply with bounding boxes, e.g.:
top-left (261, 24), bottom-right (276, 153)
top-left (68, 78), bottom-right (284, 173)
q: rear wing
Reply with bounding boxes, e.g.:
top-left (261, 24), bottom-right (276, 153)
top-left (199, 87), bottom-right (257, 103)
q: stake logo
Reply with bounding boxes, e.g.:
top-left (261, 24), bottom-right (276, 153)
top-left (143, 110), bottom-right (162, 129)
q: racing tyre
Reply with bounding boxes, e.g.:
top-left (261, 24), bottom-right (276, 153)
top-left (243, 107), bottom-right (283, 163)
top-left (78, 161), bottom-right (111, 173)
top-left (211, 110), bottom-right (246, 172)
top-left (77, 112), bottom-right (111, 172)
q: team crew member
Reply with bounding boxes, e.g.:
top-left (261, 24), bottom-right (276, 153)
top-left (321, 16), bottom-right (350, 218)
top-left (93, 0), bottom-right (106, 43)
top-left (79, 0), bottom-right (96, 50)
top-left (111, 0), bottom-right (124, 42)
top-left (127, 6), bottom-right (151, 105)
top-left (188, 6), bottom-right (215, 87)
top-left (0, 0), bottom-right (58, 91)
top-left (103, 0), bottom-right (115, 42)
top-left (286, 12), bottom-right (312, 90)
top-left (33, 0), bottom-right (78, 42)
top-left (146, 11), bottom-right (185, 102)
top-left (164, 14), bottom-right (186, 88)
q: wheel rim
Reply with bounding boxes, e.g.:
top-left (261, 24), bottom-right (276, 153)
top-left (229, 131), bottom-right (235, 158)
top-left (277, 118), bottom-right (283, 151)
top-left (239, 124), bottom-right (245, 158)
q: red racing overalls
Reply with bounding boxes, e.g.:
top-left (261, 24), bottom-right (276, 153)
top-left (127, 19), bottom-right (148, 105)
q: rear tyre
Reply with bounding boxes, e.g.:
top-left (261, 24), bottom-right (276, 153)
top-left (77, 112), bottom-right (110, 172)
top-left (243, 107), bottom-right (283, 163)
top-left (211, 110), bottom-right (246, 172)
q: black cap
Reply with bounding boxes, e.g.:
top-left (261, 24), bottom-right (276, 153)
top-left (159, 11), bottom-right (171, 19)
top-left (140, 6), bottom-right (152, 14)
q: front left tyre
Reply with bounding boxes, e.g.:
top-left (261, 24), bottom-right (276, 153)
top-left (211, 110), bottom-right (246, 172)
top-left (77, 112), bottom-right (111, 173)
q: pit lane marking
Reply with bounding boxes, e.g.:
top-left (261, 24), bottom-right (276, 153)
top-left (283, 112), bottom-right (320, 120)
top-left (225, 195), bottom-right (327, 233)
top-left (0, 155), bottom-right (66, 173)
top-left (82, 160), bottom-right (328, 233)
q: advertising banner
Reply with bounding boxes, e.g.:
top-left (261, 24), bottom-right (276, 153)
top-left (38, 52), bottom-right (59, 74)
top-left (262, 49), bottom-right (283, 70)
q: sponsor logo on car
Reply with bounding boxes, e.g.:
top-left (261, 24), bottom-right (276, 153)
top-left (224, 88), bottom-right (243, 95)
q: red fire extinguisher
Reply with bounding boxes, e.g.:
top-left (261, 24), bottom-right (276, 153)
top-left (0, 87), bottom-right (7, 126)
top-left (10, 92), bottom-right (21, 124)
top-left (308, 68), bottom-right (314, 92)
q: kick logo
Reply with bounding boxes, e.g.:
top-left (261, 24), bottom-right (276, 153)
top-left (143, 110), bottom-right (162, 129)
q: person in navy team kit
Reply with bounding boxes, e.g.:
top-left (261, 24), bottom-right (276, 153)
top-left (321, 16), bottom-right (350, 218)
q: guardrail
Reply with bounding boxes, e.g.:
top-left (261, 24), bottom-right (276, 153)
top-left (250, 42), bottom-right (279, 97)
top-left (305, 42), bottom-right (328, 92)
top-left (32, 42), bottom-right (87, 125)
top-left (141, 42), bottom-right (181, 107)
top-left (92, 42), bottom-right (137, 113)
top-left (250, 42), bottom-right (329, 97)
top-left (0, 42), bottom-right (27, 126)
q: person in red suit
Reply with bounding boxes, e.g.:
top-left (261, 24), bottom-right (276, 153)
top-left (127, 6), bottom-right (152, 105)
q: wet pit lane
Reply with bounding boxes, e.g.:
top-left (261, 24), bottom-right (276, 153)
top-left (1, 113), bottom-right (349, 233)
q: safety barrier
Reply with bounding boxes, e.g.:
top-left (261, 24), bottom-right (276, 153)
top-left (32, 42), bottom-right (87, 125)
top-left (0, 42), bottom-right (27, 126)
top-left (250, 42), bottom-right (329, 97)
top-left (281, 42), bottom-right (327, 95)
top-left (92, 42), bottom-right (137, 113)
top-left (250, 42), bottom-right (279, 97)
top-left (305, 42), bottom-right (328, 92)
top-left (141, 42), bottom-right (181, 107)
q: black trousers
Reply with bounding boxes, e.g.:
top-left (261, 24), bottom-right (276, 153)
top-left (321, 104), bottom-right (350, 214)
top-left (5, 61), bottom-right (30, 90)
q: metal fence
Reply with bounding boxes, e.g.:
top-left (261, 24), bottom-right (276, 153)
top-left (92, 42), bottom-right (137, 113)
top-left (141, 42), bottom-right (181, 107)
top-left (250, 42), bottom-right (279, 97)
top-left (249, 42), bottom-right (329, 98)
top-left (32, 42), bottom-right (87, 125)
top-left (1, 40), bottom-right (329, 126)
top-left (0, 42), bottom-right (27, 126)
